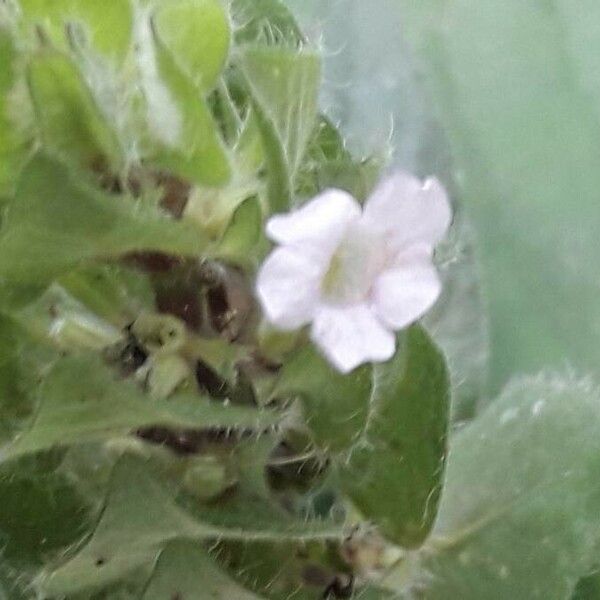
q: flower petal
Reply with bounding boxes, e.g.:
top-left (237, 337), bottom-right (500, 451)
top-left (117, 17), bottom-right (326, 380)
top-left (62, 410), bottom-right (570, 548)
top-left (371, 249), bottom-right (442, 330)
top-left (266, 189), bottom-right (361, 253)
top-left (310, 304), bottom-right (395, 373)
top-left (256, 246), bottom-right (322, 330)
top-left (363, 172), bottom-right (452, 249)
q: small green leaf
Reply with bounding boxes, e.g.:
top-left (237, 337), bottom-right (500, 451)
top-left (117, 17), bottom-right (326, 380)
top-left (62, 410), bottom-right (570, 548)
top-left (135, 10), bottom-right (231, 187)
top-left (0, 153), bottom-right (208, 284)
top-left (296, 116), bottom-right (382, 202)
top-left (275, 345), bottom-right (372, 453)
top-left (154, 0), bottom-right (230, 92)
top-left (0, 355), bottom-right (279, 462)
top-left (232, 0), bottom-right (304, 45)
top-left (409, 373), bottom-right (600, 599)
top-left (58, 265), bottom-right (155, 328)
top-left (142, 540), bottom-right (262, 600)
top-left (237, 46), bottom-right (320, 211)
top-left (213, 541), bottom-right (317, 600)
top-left (19, 0), bottom-right (133, 61)
top-left (339, 326), bottom-right (450, 548)
top-left (215, 196), bottom-right (263, 266)
top-left (27, 50), bottom-right (123, 171)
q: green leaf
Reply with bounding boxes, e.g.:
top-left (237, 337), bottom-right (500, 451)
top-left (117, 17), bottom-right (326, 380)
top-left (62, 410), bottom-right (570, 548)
top-left (40, 455), bottom-right (342, 596)
top-left (142, 540), bottom-right (262, 600)
top-left (399, 0), bottom-right (600, 393)
top-left (214, 196), bottom-right (263, 266)
top-left (38, 455), bottom-right (204, 597)
top-left (275, 345), bottom-right (372, 453)
top-left (0, 29), bottom-right (28, 197)
top-left (27, 50), bottom-right (123, 171)
top-left (19, 0), bottom-right (133, 61)
top-left (0, 153), bottom-right (208, 284)
top-left (154, 0), bottom-right (230, 92)
top-left (213, 541), bottom-right (318, 600)
top-left (135, 9), bottom-right (231, 187)
top-left (237, 46), bottom-right (320, 211)
top-left (406, 374), bottom-right (600, 599)
top-left (58, 265), bottom-right (155, 328)
top-left (339, 326), bottom-right (450, 548)
top-left (0, 355), bottom-right (279, 462)
top-left (232, 0), bottom-right (304, 46)
top-left (296, 116), bottom-right (382, 203)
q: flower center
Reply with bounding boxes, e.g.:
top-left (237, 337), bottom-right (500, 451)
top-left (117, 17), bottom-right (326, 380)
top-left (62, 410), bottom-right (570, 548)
top-left (321, 223), bottom-right (386, 304)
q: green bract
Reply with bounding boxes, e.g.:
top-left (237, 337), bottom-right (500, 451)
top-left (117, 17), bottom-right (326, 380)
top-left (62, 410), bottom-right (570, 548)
top-left (0, 1), bottom-right (595, 599)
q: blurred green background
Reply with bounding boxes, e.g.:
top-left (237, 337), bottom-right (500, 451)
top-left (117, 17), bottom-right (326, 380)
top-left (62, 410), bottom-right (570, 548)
top-left (284, 1), bottom-right (600, 411)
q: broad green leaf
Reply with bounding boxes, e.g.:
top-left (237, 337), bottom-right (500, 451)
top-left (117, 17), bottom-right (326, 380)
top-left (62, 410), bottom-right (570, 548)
top-left (399, 0), bottom-right (600, 393)
top-left (40, 455), bottom-right (342, 596)
top-left (404, 374), bottom-right (600, 599)
top-left (237, 46), bottom-right (320, 211)
top-left (135, 9), bottom-right (231, 187)
top-left (38, 455), bottom-right (205, 596)
top-left (232, 0), bottom-right (304, 46)
top-left (0, 29), bottom-right (28, 198)
top-left (215, 196), bottom-right (263, 266)
top-left (0, 153), bottom-right (208, 284)
top-left (27, 50), bottom-right (123, 171)
top-left (0, 355), bottom-right (279, 462)
top-left (155, 0), bottom-right (230, 92)
top-left (339, 326), bottom-right (450, 548)
top-left (142, 540), bottom-right (262, 600)
top-left (275, 345), bottom-right (372, 453)
top-left (19, 0), bottom-right (132, 61)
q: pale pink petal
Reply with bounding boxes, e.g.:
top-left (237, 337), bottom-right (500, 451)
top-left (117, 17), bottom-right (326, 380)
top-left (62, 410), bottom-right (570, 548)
top-left (363, 172), bottom-right (452, 249)
top-left (371, 248), bottom-right (442, 330)
top-left (256, 246), bottom-right (322, 330)
top-left (266, 189), bottom-right (361, 254)
top-left (310, 304), bottom-right (396, 373)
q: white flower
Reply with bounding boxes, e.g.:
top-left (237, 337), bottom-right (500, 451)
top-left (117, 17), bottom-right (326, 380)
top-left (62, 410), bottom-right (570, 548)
top-left (256, 172), bottom-right (452, 373)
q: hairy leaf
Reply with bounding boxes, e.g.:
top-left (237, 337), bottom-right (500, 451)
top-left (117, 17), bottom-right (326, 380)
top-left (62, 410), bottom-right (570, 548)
top-left (142, 540), bottom-right (262, 600)
top-left (40, 456), bottom-right (343, 596)
top-left (340, 326), bottom-right (450, 548)
top-left (407, 374), bottom-right (600, 599)
top-left (0, 154), bottom-right (208, 284)
top-left (0, 355), bottom-right (278, 462)
top-left (237, 46), bottom-right (320, 211)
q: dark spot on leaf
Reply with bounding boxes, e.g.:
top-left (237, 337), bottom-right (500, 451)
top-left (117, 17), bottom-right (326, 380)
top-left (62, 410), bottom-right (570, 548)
top-left (95, 557), bottom-right (106, 567)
